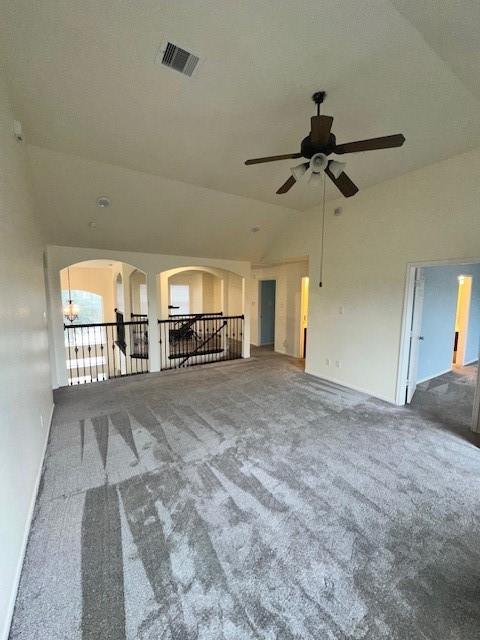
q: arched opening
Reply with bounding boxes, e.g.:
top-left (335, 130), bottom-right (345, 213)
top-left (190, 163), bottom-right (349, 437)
top-left (157, 265), bottom-right (245, 370)
top-left (60, 260), bottom-right (149, 384)
top-left (167, 269), bottom-right (223, 316)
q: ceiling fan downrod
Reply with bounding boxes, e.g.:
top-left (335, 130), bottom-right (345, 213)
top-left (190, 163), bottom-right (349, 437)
top-left (312, 91), bottom-right (327, 116)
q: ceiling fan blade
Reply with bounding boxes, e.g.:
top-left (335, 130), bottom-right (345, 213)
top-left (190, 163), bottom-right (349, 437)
top-left (245, 153), bottom-right (302, 165)
top-left (276, 175), bottom-right (296, 194)
top-left (325, 165), bottom-right (359, 198)
top-left (310, 115), bottom-right (334, 146)
top-left (334, 134), bottom-right (405, 154)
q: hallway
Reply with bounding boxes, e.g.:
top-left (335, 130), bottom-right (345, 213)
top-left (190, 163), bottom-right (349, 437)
top-left (10, 353), bottom-right (480, 639)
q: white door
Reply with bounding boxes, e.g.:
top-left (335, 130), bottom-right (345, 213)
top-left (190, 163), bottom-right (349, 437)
top-left (406, 269), bottom-right (425, 403)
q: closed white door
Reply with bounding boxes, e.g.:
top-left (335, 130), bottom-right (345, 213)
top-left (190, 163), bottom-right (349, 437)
top-left (406, 270), bottom-right (425, 403)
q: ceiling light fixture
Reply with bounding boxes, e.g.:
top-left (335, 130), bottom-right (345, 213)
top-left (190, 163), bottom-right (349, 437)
top-left (308, 171), bottom-right (323, 186)
top-left (310, 153), bottom-right (328, 174)
top-left (329, 160), bottom-right (347, 179)
top-left (96, 196), bottom-right (111, 208)
top-left (63, 268), bottom-right (79, 323)
top-left (291, 162), bottom-right (309, 181)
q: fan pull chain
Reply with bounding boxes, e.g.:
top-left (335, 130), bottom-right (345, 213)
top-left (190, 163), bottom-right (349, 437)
top-left (319, 174), bottom-right (326, 287)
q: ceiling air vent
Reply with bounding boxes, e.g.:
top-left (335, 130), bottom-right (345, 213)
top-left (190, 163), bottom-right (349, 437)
top-left (159, 42), bottom-right (199, 77)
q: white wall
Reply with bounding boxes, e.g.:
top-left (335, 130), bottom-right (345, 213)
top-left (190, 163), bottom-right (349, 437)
top-left (265, 148), bottom-right (480, 402)
top-left (0, 73), bottom-right (52, 640)
top-left (250, 261), bottom-right (308, 357)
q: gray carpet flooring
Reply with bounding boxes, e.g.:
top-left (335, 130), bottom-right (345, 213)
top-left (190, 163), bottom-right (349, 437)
top-left (9, 353), bottom-right (480, 639)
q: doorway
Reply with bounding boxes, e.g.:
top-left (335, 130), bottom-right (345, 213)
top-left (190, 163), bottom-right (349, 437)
top-left (259, 280), bottom-right (276, 346)
top-left (299, 276), bottom-right (309, 358)
top-left (453, 275), bottom-right (472, 367)
top-left (397, 260), bottom-right (480, 433)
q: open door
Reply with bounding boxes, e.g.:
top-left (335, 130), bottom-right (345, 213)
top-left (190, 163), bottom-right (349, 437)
top-left (406, 269), bottom-right (425, 403)
top-left (260, 280), bottom-right (276, 345)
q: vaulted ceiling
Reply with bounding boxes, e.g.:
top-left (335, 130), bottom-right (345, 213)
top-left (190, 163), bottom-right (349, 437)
top-left (1, 0), bottom-right (479, 260)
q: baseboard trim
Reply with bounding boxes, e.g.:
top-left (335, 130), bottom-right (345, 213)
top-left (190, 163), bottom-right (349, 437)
top-left (2, 402), bottom-right (54, 640)
top-left (464, 359), bottom-right (478, 366)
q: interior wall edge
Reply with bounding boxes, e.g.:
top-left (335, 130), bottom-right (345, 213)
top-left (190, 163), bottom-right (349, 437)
top-left (1, 402), bottom-right (54, 640)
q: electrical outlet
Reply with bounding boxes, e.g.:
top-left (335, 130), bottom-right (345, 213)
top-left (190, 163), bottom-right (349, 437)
top-left (325, 358), bottom-right (330, 366)
top-left (335, 360), bottom-right (341, 368)
top-left (339, 306), bottom-right (344, 315)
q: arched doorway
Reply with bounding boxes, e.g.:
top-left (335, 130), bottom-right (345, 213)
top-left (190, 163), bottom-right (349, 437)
top-left (157, 265), bottom-right (245, 370)
top-left (60, 260), bottom-right (149, 384)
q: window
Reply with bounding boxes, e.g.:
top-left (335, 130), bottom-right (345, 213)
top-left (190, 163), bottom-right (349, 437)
top-left (61, 289), bottom-right (103, 324)
top-left (169, 284), bottom-right (190, 315)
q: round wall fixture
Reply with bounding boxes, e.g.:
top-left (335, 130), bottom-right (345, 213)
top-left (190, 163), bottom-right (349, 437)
top-left (96, 196), bottom-right (111, 208)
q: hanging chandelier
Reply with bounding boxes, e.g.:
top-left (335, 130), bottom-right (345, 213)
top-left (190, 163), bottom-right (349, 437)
top-left (63, 268), bottom-right (79, 323)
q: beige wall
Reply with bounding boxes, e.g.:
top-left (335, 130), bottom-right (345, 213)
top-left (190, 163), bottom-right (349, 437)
top-left (265, 147), bottom-right (480, 402)
top-left (224, 272), bottom-right (243, 316)
top-left (0, 72), bottom-right (52, 639)
top-left (202, 272), bottom-right (222, 313)
top-left (130, 269), bottom-right (147, 315)
top-left (250, 261), bottom-right (308, 357)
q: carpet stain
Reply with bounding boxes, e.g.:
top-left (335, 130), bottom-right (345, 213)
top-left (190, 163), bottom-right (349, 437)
top-left (81, 484), bottom-right (126, 640)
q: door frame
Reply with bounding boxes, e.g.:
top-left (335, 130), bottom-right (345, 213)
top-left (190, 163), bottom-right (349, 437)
top-left (396, 257), bottom-right (480, 432)
top-left (405, 268), bottom-right (425, 404)
top-left (299, 276), bottom-right (309, 359)
top-left (453, 275), bottom-right (473, 367)
top-left (258, 278), bottom-right (277, 346)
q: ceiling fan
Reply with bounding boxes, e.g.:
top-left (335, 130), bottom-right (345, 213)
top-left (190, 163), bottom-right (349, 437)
top-left (245, 91), bottom-right (405, 198)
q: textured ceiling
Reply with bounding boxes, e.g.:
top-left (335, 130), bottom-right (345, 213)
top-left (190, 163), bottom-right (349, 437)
top-left (1, 0), bottom-right (479, 259)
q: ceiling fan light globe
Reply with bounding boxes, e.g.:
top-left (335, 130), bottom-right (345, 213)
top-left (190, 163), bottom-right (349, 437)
top-left (310, 153), bottom-right (328, 174)
top-left (308, 170), bottom-right (323, 186)
top-left (291, 162), bottom-right (309, 181)
top-left (329, 160), bottom-right (347, 179)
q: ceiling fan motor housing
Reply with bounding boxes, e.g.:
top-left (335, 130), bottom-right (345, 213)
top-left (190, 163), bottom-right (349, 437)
top-left (300, 132), bottom-right (336, 159)
top-left (300, 133), bottom-right (337, 159)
